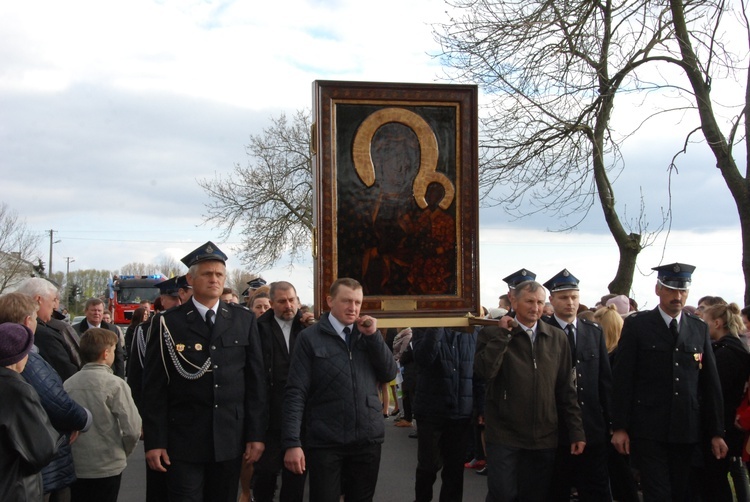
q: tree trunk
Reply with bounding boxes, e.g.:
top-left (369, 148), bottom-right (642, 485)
top-left (669, 0), bottom-right (750, 304)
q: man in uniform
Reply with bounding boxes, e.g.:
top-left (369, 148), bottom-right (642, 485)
top-left (253, 281), bottom-right (314, 502)
top-left (543, 269), bottom-right (612, 501)
top-left (176, 275), bottom-right (193, 305)
top-left (142, 242), bottom-right (267, 502)
top-left (611, 263), bottom-right (726, 501)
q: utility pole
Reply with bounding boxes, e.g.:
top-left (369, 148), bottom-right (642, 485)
top-left (48, 230), bottom-right (61, 276)
top-left (65, 256), bottom-right (75, 278)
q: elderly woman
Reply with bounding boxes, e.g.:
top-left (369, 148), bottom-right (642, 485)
top-left (703, 302), bottom-right (750, 501)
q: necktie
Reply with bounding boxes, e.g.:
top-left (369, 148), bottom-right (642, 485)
top-left (206, 309), bottom-right (215, 332)
top-left (526, 329), bottom-right (534, 344)
top-left (344, 326), bottom-right (352, 349)
top-left (670, 318), bottom-right (679, 341)
top-left (566, 324), bottom-right (576, 366)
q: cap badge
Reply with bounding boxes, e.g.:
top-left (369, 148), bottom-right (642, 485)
top-left (176, 344), bottom-right (185, 352)
top-left (195, 343), bottom-right (203, 351)
top-left (205, 244), bottom-right (214, 254)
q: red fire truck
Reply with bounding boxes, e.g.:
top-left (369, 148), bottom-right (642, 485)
top-left (107, 274), bottom-right (166, 325)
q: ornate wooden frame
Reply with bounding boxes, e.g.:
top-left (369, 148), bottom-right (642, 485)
top-left (312, 80), bottom-right (480, 324)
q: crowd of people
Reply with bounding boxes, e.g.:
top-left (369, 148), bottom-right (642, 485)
top-left (3, 243), bottom-right (750, 502)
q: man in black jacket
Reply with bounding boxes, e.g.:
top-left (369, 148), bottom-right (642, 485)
top-left (282, 278), bottom-right (398, 502)
top-left (253, 281), bottom-right (313, 502)
top-left (612, 263), bottom-right (726, 501)
top-left (543, 269), bottom-right (612, 501)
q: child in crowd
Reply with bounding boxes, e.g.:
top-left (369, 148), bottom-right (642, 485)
top-left (64, 328), bottom-right (141, 502)
top-left (0, 322), bottom-right (61, 500)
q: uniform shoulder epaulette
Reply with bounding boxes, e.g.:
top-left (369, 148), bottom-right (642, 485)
top-left (580, 317), bottom-right (601, 329)
top-left (683, 311), bottom-right (706, 323)
top-left (226, 302), bottom-right (250, 311)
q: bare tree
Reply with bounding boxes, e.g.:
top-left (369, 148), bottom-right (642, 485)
top-left (118, 262), bottom-right (156, 276)
top-left (199, 110), bottom-right (313, 271)
top-left (666, 0), bottom-right (750, 304)
top-left (155, 255), bottom-right (185, 279)
top-left (0, 203), bottom-right (43, 293)
top-left (433, 0), bottom-right (680, 293)
top-left (225, 269), bottom-right (263, 297)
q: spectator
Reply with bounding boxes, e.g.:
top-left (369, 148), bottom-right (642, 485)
top-left (65, 328), bottom-right (141, 502)
top-left (282, 278), bottom-right (398, 501)
top-left (0, 322), bottom-right (61, 501)
top-left (73, 299), bottom-right (125, 378)
top-left (475, 280), bottom-right (584, 501)
top-left (701, 302), bottom-right (750, 501)
top-left (0, 292), bottom-right (92, 502)
top-left (16, 278), bottom-right (79, 380)
top-left (124, 306), bottom-right (149, 364)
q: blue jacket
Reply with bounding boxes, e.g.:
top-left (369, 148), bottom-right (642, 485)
top-left (412, 327), bottom-right (481, 421)
top-left (282, 314), bottom-right (398, 449)
top-left (22, 350), bottom-right (91, 493)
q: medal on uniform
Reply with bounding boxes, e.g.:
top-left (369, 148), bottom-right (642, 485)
top-left (195, 343), bottom-right (203, 351)
top-left (176, 343), bottom-right (185, 352)
top-left (695, 353), bottom-right (702, 369)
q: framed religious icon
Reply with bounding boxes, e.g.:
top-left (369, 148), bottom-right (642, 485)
top-left (312, 80), bottom-right (480, 326)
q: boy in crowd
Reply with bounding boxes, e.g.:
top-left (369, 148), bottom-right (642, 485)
top-left (64, 328), bottom-right (141, 502)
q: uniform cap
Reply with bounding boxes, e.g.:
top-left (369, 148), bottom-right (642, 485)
top-left (543, 269), bottom-right (579, 292)
top-left (652, 262), bottom-right (695, 290)
top-left (180, 241), bottom-right (228, 268)
top-left (502, 268), bottom-right (536, 289)
top-left (155, 277), bottom-right (180, 297)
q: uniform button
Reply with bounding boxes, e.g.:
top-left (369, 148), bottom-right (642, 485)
top-left (675, 378), bottom-right (680, 382)
top-left (674, 392), bottom-right (679, 396)
top-left (234, 340), bottom-right (238, 344)
top-left (215, 404), bottom-right (218, 408)
top-left (675, 363), bottom-right (679, 366)
top-left (215, 384), bottom-right (219, 388)
top-left (213, 364), bottom-right (218, 369)
top-left (211, 345), bottom-right (216, 350)
top-left (675, 348), bottom-right (679, 351)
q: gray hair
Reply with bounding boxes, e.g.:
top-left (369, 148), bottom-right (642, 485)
top-left (514, 280), bottom-right (545, 296)
top-left (15, 277), bottom-right (59, 299)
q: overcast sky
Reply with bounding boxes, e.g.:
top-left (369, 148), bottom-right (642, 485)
top-left (0, 0), bottom-right (746, 310)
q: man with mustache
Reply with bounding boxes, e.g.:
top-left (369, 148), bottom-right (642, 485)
top-left (611, 263), bottom-right (726, 501)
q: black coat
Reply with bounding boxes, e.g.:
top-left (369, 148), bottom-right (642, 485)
top-left (35, 320), bottom-right (78, 381)
top-left (142, 300), bottom-right (268, 462)
top-left (545, 316), bottom-right (613, 445)
top-left (256, 308), bottom-right (307, 433)
top-left (0, 367), bottom-right (61, 501)
top-left (612, 308), bottom-right (724, 443)
top-left (712, 334), bottom-right (750, 455)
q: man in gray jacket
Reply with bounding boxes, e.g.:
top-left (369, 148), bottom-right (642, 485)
top-left (475, 280), bottom-right (585, 502)
top-left (282, 278), bottom-right (398, 502)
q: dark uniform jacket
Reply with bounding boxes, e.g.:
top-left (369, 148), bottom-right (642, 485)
top-left (142, 300), bottom-right (268, 463)
top-left (73, 319), bottom-right (125, 378)
top-left (257, 308), bottom-right (306, 434)
top-left (126, 316), bottom-right (156, 411)
top-left (612, 308), bottom-right (724, 443)
top-left (545, 316), bottom-right (612, 445)
top-left (281, 313), bottom-right (398, 450)
top-left (476, 321), bottom-right (584, 449)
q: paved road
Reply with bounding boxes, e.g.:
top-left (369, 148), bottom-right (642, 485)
top-left (119, 416), bottom-right (489, 501)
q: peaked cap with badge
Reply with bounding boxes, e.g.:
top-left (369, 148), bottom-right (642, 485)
top-left (652, 262), bottom-right (695, 290)
top-left (543, 269), bottom-right (580, 293)
top-left (180, 241), bottom-right (228, 268)
top-left (503, 268), bottom-right (537, 289)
